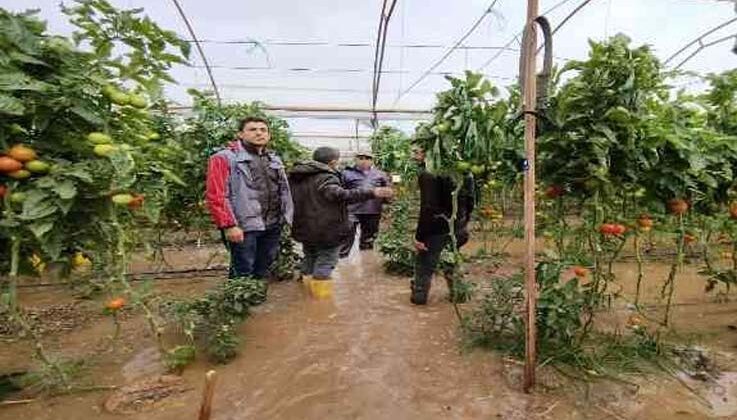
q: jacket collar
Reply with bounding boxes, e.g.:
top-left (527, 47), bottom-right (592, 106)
top-left (228, 140), bottom-right (271, 162)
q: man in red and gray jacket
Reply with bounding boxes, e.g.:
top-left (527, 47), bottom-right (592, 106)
top-left (205, 116), bottom-right (293, 280)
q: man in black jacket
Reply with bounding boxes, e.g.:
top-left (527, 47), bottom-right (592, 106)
top-left (289, 147), bottom-right (393, 298)
top-left (411, 145), bottom-right (475, 305)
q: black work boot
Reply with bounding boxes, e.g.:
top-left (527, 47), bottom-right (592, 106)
top-left (410, 280), bottom-right (428, 305)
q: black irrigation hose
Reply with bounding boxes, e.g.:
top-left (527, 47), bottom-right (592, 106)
top-left (11, 266), bottom-right (229, 289)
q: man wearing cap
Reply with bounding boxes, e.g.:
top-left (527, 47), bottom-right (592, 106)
top-left (289, 147), bottom-right (394, 298)
top-left (339, 152), bottom-right (391, 258)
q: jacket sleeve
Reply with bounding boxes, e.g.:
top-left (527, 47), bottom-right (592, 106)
top-left (414, 172), bottom-right (433, 242)
top-left (205, 154), bottom-right (237, 229)
top-left (317, 174), bottom-right (375, 204)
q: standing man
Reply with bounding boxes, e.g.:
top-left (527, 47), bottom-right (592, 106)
top-left (339, 152), bottom-right (391, 258)
top-left (289, 147), bottom-right (393, 298)
top-left (206, 116), bottom-right (293, 280)
top-left (411, 145), bottom-right (474, 305)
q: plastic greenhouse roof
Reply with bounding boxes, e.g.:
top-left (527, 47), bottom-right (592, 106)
top-left (3, 0), bottom-right (737, 148)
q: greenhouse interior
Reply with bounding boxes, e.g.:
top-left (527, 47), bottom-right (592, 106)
top-left (1, 0), bottom-right (737, 419)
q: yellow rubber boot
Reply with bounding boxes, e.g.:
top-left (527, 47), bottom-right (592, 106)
top-left (310, 278), bottom-right (333, 299)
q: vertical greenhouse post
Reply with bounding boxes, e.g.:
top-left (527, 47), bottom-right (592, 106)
top-left (522, 0), bottom-right (539, 393)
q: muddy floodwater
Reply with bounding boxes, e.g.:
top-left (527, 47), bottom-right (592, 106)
top-left (2, 243), bottom-right (737, 419)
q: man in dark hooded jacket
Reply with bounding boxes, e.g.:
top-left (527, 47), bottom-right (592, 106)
top-left (289, 147), bottom-right (393, 298)
top-left (411, 145), bottom-right (475, 305)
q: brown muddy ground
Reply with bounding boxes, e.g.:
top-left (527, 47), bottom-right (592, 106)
top-left (1, 243), bottom-right (737, 419)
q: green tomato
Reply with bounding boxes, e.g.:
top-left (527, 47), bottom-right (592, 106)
top-left (147, 132), bottom-right (161, 141)
top-left (93, 144), bottom-right (118, 157)
top-left (456, 161), bottom-right (471, 172)
top-left (87, 132), bottom-right (112, 144)
top-left (634, 188), bottom-right (646, 198)
top-left (25, 160), bottom-right (50, 174)
top-left (111, 193), bottom-right (134, 206)
top-left (110, 91), bottom-right (130, 106)
top-left (7, 170), bottom-right (31, 180)
top-left (471, 164), bottom-right (486, 175)
top-left (9, 192), bottom-right (26, 204)
top-left (129, 94), bottom-right (148, 109)
top-left (102, 85), bottom-right (118, 98)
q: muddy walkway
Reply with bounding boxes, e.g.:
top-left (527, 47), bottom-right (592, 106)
top-left (2, 247), bottom-right (737, 419)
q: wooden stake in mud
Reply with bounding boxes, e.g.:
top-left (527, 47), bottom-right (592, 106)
top-left (198, 370), bottom-right (217, 420)
top-left (522, 0), bottom-right (539, 394)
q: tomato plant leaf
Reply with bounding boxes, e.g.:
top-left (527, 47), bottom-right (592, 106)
top-left (0, 93), bottom-right (25, 115)
top-left (51, 180), bottom-right (77, 200)
top-left (28, 220), bottom-right (54, 239)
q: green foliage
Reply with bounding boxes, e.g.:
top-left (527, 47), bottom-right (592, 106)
top-left (0, 5), bottom-right (190, 276)
top-left (62, 0), bottom-right (190, 94)
top-left (369, 126), bottom-right (413, 176)
top-left (163, 277), bottom-right (267, 364)
top-left (376, 192), bottom-right (416, 275)
top-left (270, 227), bottom-right (302, 281)
top-left (464, 261), bottom-right (585, 356)
top-left (413, 71), bottom-right (510, 179)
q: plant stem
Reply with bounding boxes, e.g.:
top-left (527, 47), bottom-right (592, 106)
top-left (8, 236), bottom-right (20, 311)
top-left (634, 234), bottom-right (644, 307)
top-left (662, 214), bottom-right (685, 327)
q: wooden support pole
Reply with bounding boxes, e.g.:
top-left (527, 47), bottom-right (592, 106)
top-left (522, 0), bottom-right (539, 394)
top-left (198, 370), bottom-right (217, 420)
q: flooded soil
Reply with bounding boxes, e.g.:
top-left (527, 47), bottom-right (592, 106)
top-left (2, 243), bottom-right (737, 419)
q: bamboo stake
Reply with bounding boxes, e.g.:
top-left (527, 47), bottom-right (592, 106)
top-left (522, 0), bottom-right (539, 394)
top-left (198, 370), bottom-right (217, 420)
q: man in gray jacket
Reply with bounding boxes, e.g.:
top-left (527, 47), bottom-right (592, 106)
top-left (339, 152), bottom-right (391, 258)
top-left (205, 116), bottom-right (293, 280)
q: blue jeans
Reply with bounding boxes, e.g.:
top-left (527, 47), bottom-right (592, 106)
top-left (226, 224), bottom-right (282, 279)
top-left (301, 243), bottom-right (341, 279)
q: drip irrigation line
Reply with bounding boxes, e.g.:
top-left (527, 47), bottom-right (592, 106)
top-left (169, 0), bottom-right (222, 106)
top-left (393, 0), bottom-right (502, 106)
top-left (13, 267), bottom-right (229, 289)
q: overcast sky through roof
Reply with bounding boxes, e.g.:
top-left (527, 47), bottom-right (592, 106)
top-left (2, 0), bottom-right (736, 149)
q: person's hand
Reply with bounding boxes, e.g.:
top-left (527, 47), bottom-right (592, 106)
top-left (224, 226), bottom-right (244, 243)
top-left (373, 187), bottom-right (394, 199)
top-left (414, 240), bottom-right (428, 252)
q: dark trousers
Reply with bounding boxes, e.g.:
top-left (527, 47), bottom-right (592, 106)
top-left (411, 234), bottom-right (456, 305)
top-left (339, 214), bottom-right (381, 258)
top-left (301, 243), bottom-right (341, 279)
top-left (225, 224), bottom-right (282, 279)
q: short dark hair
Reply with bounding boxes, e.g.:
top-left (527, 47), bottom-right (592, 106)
top-left (238, 116), bottom-right (270, 131)
top-left (313, 147), bottom-right (340, 164)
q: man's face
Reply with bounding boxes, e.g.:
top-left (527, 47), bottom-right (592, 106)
top-left (412, 146), bottom-right (425, 163)
top-left (238, 121), bottom-right (270, 147)
top-left (356, 155), bottom-right (373, 170)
